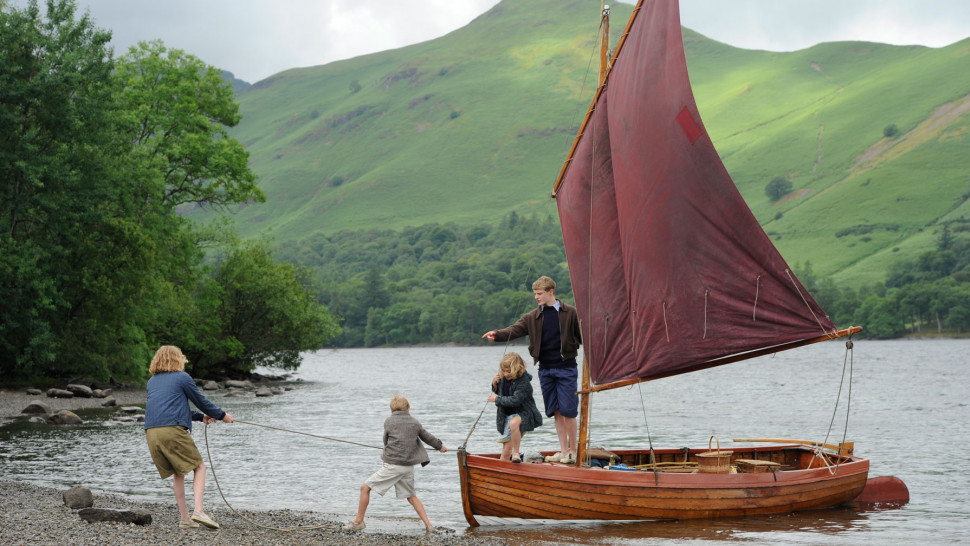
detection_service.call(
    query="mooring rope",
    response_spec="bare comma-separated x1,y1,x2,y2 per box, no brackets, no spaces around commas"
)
233,419,383,450
460,399,491,451
464,264,533,448
203,423,323,531
202,420,382,532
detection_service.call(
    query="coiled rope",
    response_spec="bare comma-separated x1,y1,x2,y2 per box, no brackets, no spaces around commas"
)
202,420,382,532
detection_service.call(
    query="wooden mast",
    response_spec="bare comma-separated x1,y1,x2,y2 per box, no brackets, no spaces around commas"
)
576,2,612,469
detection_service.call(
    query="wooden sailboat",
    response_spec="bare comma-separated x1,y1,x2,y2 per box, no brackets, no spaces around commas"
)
458,0,871,525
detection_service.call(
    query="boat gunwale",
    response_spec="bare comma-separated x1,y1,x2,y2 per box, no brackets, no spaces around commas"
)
460,446,870,489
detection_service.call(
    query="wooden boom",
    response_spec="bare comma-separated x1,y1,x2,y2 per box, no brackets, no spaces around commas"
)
734,438,854,455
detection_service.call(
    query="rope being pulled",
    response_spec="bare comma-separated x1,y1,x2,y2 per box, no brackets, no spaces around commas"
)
233,419,383,450
202,419,382,532
203,410,483,531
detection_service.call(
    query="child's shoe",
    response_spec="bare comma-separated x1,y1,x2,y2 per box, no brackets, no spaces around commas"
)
190,511,219,529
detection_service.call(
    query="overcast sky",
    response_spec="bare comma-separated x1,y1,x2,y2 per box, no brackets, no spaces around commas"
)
35,0,970,83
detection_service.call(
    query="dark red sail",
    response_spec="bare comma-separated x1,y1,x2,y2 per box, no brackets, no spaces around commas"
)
554,0,837,386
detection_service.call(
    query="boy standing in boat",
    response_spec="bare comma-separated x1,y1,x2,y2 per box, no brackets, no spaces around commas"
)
344,394,447,533
482,276,582,464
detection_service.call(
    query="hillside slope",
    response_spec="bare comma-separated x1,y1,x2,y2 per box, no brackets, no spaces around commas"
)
206,0,970,286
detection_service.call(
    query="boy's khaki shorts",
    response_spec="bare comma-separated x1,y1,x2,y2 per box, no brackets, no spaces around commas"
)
364,462,416,499
145,426,203,479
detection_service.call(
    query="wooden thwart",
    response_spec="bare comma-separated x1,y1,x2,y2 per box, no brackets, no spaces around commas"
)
736,459,782,473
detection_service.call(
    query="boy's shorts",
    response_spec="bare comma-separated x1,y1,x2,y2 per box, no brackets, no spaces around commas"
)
538,366,579,418
496,413,521,443
365,462,416,499
145,426,203,479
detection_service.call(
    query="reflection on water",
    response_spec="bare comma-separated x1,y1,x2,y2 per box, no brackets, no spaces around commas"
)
2,340,968,544
471,507,871,544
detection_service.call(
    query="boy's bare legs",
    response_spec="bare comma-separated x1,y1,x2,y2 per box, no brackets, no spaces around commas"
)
553,411,567,454
352,482,371,525
172,474,190,521
565,416,577,455
407,495,433,530
553,413,578,457
499,442,513,461
192,462,207,515
510,417,523,457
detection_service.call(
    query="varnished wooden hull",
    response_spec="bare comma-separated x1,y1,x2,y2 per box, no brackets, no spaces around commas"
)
457,446,869,526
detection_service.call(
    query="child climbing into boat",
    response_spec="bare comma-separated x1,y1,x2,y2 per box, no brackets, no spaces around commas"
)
144,345,234,530
488,352,543,463
344,394,447,533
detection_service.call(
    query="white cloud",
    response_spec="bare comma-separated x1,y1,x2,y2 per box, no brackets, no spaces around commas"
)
12,0,970,82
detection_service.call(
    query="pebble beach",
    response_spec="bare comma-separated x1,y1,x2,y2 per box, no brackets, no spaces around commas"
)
0,389,507,546
0,481,507,545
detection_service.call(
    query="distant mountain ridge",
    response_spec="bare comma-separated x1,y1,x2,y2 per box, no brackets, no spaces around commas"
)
200,0,970,287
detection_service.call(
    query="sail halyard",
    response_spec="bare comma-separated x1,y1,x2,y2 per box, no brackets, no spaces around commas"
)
554,0,846,388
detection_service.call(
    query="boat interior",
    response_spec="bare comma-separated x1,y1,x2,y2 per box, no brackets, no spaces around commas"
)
511,443,860,474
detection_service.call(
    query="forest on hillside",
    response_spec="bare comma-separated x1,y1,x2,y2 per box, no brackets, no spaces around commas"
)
278,214,970,347
276,212,570,347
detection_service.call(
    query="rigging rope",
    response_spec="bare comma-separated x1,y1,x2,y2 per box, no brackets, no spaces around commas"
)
635,382,660,484
817,338,855,474
785,268,833,337
753,275,761,320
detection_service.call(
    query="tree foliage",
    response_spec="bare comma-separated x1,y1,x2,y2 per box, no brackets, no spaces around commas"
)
186,238,340,377
809,227,970,338
765,176,793,202
0,0,137,380
0,1,334,385
277,213,571,347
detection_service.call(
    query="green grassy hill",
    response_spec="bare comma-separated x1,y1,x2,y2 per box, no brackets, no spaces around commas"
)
200,0,970,288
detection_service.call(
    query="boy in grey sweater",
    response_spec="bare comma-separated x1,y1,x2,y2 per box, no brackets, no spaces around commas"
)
344,394,447,532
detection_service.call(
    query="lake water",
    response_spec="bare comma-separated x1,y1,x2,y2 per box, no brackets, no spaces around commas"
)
1,340,968,544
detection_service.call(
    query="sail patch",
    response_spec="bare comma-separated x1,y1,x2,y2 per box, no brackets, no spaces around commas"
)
676,106,703,144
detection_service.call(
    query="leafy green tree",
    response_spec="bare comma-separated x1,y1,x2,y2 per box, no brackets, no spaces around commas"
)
938,223,954,251
764,176,793,202
188,239,340,376
853,293,904,339
948,303,970,333
112,40,264,211
0,2,324,384
0,0,152,381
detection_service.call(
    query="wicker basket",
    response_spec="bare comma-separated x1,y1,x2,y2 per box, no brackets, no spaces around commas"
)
696,435,733,474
